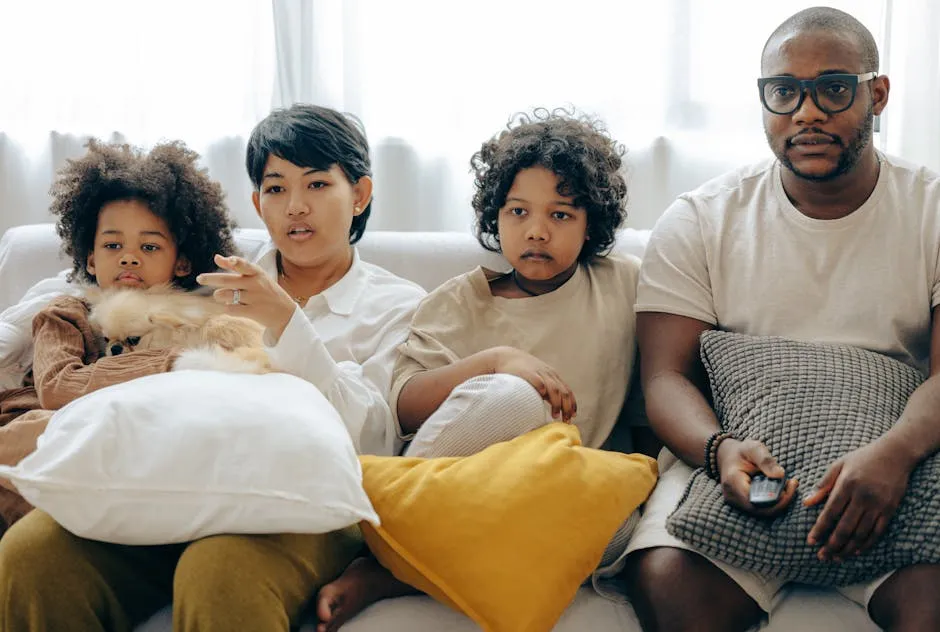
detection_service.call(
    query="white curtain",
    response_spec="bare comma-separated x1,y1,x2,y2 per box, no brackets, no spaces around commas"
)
881,0,940,169
1,0,936,240
0,0,275,237
269,0,891,231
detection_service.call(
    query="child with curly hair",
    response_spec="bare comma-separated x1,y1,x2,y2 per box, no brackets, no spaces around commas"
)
315,108,643,630
0,139,236,531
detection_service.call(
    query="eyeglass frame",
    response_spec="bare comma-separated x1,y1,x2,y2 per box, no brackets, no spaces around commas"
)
757,72,877,115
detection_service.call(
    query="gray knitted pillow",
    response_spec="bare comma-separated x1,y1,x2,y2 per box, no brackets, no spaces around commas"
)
665,330,933,586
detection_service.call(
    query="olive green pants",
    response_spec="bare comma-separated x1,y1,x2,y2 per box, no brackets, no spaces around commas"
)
0,510,363,632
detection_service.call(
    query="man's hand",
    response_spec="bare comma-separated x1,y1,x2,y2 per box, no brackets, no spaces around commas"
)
804,440,913,561
491,346,577,422
196,255,297,342
717,438,799,517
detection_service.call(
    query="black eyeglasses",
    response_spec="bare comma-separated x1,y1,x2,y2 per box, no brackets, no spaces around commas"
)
757,72,876,115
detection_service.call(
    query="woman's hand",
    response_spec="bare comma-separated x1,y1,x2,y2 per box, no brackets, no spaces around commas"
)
196,255,297,342
490,346,577,422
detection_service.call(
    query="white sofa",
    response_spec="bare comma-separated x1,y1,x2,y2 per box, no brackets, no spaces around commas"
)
0,224,881,632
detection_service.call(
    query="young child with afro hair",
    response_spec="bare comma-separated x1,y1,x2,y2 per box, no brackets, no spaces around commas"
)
0,139,237,531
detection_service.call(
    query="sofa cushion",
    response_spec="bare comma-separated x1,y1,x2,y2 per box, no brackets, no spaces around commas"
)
0,224,651,311
666,330,935,585
358,423,657,632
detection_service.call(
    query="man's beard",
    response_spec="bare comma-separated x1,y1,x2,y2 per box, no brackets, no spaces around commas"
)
770,106,874,182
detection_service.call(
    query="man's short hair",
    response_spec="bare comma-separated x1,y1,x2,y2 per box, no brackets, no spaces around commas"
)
761,7,879,74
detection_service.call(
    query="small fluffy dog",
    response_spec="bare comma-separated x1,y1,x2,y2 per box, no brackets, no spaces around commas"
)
86,285,272,374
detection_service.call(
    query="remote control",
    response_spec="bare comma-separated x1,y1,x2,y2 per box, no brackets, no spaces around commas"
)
749,473,786,509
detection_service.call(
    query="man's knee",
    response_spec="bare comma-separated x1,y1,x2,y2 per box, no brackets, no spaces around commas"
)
624,547,762,632
869,564,940,630
625,547,703,606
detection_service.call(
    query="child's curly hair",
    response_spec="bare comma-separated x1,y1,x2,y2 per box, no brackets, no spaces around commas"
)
50,140,237,289
471,107,628,262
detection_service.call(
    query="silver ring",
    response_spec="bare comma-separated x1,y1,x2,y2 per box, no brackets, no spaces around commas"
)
231,289,241,305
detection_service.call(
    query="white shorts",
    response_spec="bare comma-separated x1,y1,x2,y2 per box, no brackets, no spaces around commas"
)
625,449,892,615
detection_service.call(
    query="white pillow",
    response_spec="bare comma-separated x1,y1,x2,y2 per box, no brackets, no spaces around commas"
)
0,370,379,545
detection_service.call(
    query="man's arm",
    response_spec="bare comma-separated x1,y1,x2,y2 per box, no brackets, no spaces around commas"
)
639,311,798,514
637,311,717,466
878,304,940,464
807,305,940,560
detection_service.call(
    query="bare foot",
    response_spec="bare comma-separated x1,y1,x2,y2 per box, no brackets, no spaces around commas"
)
315,556,420,632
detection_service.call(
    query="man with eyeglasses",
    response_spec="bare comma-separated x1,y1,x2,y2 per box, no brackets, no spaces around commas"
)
624,6,940,632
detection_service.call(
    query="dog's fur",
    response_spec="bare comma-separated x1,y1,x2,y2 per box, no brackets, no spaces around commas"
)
86,285,271,374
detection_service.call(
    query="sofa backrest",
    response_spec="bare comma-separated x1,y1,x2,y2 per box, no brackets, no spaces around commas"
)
0,224,650,311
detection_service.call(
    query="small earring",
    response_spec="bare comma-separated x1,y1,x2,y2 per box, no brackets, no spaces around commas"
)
354,205,361,213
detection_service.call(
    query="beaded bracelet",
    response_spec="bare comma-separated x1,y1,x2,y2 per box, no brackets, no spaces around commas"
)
703,431,736,480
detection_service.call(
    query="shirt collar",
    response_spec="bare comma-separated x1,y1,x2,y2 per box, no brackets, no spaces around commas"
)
254,241,367,316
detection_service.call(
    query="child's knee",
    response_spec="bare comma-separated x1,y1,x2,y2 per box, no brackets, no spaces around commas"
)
407,373,552,458
454,373,547,417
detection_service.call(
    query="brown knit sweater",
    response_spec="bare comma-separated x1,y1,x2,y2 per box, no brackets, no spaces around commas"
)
0,295,178,532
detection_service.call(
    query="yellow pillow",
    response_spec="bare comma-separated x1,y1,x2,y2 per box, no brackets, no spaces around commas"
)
360,423,658,632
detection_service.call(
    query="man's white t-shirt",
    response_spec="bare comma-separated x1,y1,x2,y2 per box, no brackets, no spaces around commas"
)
636,154,940,375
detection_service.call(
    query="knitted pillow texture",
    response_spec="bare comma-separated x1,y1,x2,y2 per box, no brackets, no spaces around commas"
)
666,330,933,585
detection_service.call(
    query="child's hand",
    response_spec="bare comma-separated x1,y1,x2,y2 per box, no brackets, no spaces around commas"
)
491,346,577,422
196,255,297,341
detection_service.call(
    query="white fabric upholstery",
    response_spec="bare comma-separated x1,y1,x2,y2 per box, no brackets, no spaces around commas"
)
134,585,879,632
0,224,651,312
0,223,879,631
0,224,71,312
